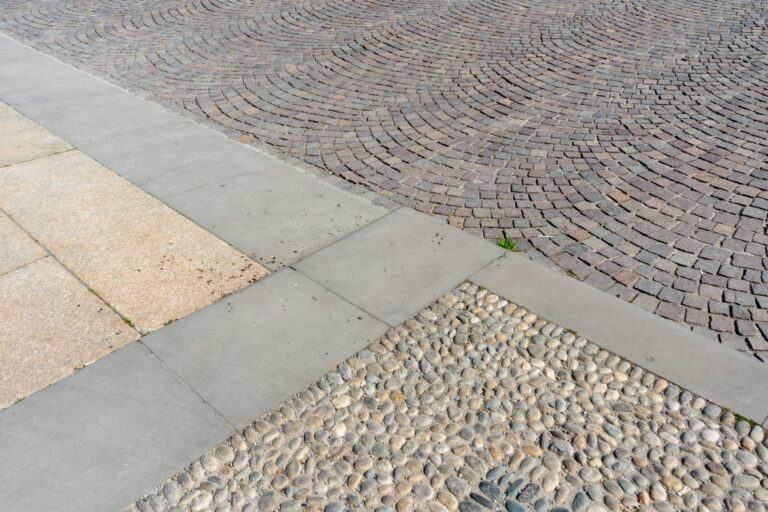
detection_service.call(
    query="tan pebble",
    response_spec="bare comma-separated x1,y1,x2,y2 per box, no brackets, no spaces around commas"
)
542,473,559,492
741,437,756,451
662,476,683,492
396,497,414,512
509,450,525,468
305,414,324,427
391,435,406,451
522,444,542,457
437,490,458,510
488,445,503,461
332,395,351,408
503,304,518,314
348,473,362,489
428,501,449,512
396,481,412,494
215,446,235,463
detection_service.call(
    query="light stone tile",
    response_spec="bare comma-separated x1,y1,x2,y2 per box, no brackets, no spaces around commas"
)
0,150,269,332
0,102,71,167
0,257,138,409
0,211,46,275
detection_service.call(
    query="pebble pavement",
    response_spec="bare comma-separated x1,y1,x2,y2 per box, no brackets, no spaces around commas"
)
131,283,768,512
1,0,766,357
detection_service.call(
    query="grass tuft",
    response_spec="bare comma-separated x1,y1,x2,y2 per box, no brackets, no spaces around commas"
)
496,238,518,252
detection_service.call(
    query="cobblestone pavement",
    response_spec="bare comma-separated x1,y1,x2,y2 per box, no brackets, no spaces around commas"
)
1,0,767,356
131,284,768,512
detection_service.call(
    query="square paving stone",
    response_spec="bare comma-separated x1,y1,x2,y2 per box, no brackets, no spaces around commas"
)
294,208,504,325
0,101,71,167
0,211,46,275
0,342,231,512
161,166,387,269
0,257,137,410
0,150,269,332
142,269,388,428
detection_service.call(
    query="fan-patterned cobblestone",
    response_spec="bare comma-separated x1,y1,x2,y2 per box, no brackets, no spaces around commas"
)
1,0,767,357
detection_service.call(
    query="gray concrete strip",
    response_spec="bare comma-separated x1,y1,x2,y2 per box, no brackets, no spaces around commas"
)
0,39,178,146
162,170,386,269
472,253,768,423
0,39,116,106
294,208,505,326
0,342,231,512
142,268,389,429
77,122,265,198
0,33,387,269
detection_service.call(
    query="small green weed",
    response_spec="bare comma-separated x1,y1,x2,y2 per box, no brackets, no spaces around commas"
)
496,238,518,252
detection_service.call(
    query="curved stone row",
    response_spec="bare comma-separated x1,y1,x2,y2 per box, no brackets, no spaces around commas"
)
1,0,766,356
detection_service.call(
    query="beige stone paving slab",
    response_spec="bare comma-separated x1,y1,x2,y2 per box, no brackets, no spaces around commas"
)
0,102,71,167
0,150,269,332
0,210,47,275
0,256,138,409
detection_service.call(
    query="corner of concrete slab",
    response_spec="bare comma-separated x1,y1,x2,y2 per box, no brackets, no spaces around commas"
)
294,207,505,326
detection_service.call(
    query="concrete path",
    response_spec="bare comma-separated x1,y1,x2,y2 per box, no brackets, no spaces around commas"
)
0,32,767,512
1,0,766,357
0,101,266,409
136,283,768,512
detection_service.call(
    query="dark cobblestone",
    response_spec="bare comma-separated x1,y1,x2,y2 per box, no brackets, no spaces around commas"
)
1,0,766,357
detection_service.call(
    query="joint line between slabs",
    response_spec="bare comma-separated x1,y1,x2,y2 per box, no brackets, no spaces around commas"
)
288,266,392,328
0,204,140,334
137,339,237,432
0,147,76,170
284,205,402,268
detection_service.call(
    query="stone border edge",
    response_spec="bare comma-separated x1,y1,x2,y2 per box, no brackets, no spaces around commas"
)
471,253,768,426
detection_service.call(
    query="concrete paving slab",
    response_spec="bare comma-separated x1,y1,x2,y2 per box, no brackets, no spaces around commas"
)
78,121,282,198
0,342,231,512
0,211,46,276
0,150,269,332
162,168,387,269
0,257,137,410
294,208,504,325
0,43,123,111
0,102,71,167
472,253,768,423
10,88,181,148
0,40,179,146
142,268,388,428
